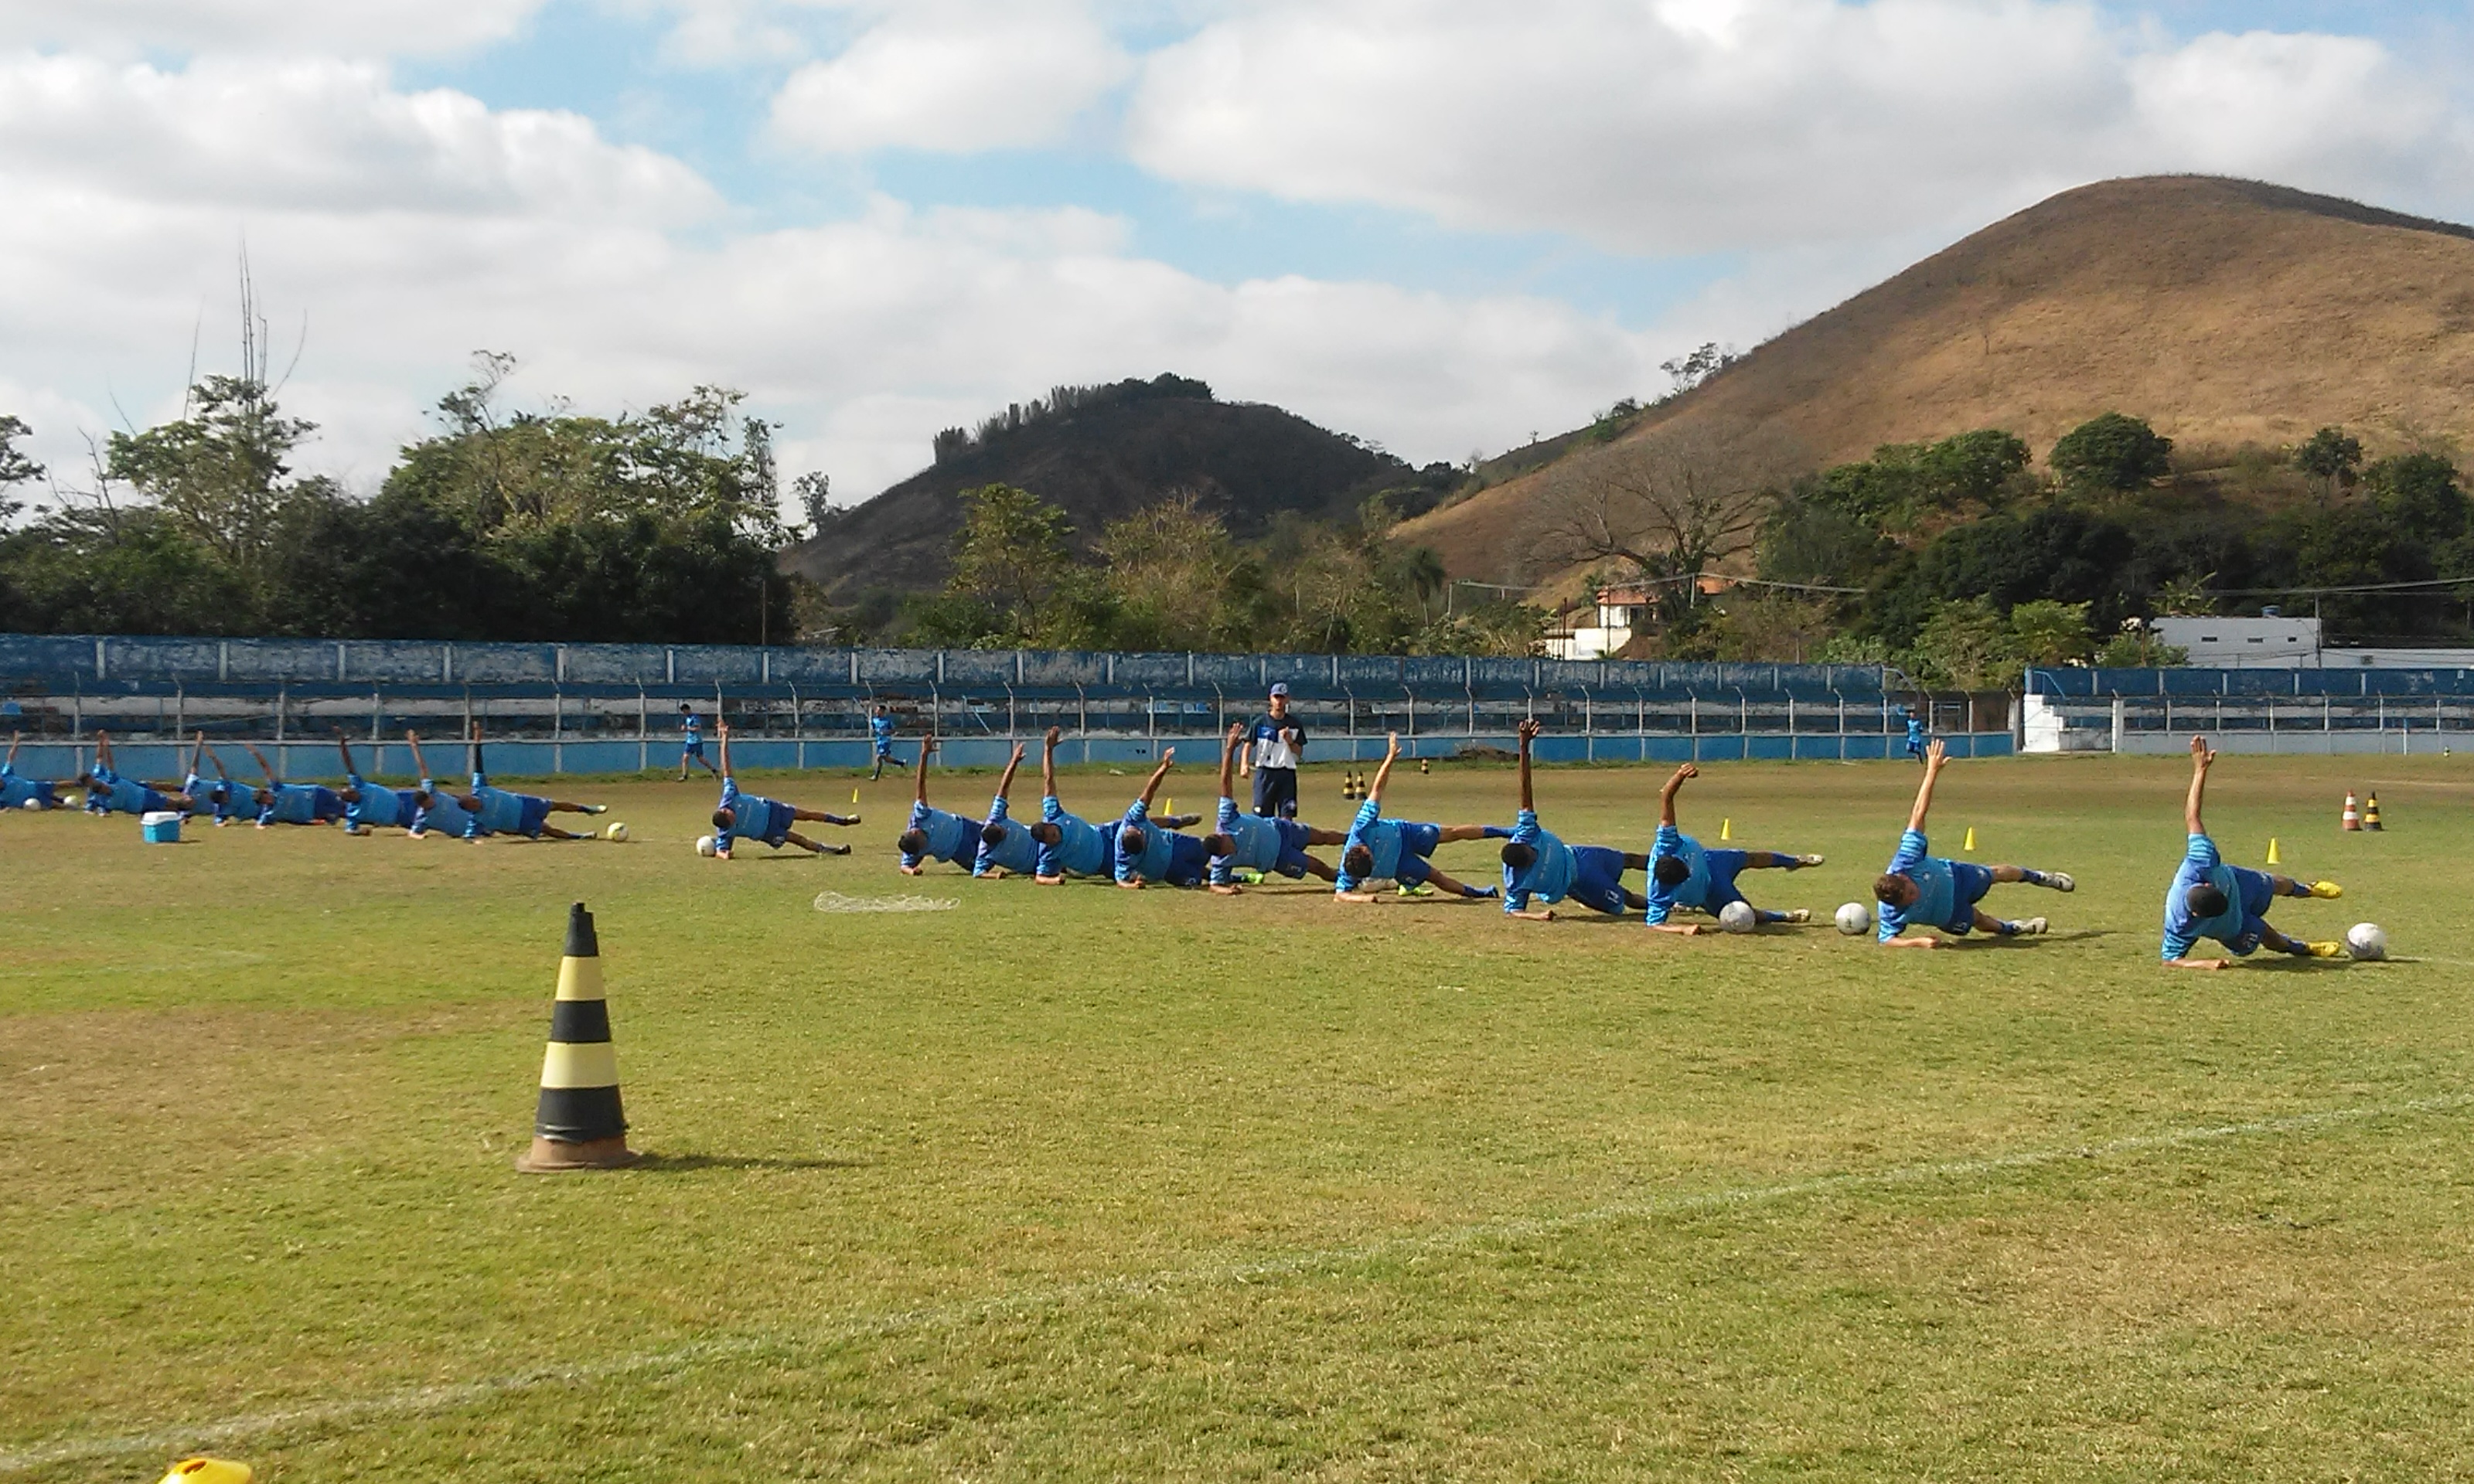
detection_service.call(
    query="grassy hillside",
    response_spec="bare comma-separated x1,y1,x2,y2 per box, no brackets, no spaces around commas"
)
1406,176,2474,583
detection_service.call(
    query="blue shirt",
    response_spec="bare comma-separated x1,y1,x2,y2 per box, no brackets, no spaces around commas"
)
1036,795,1110,877
1906,718,1924,743
2,764,54,808
412,781,482,838
683,714,704,746
346,774,412,829
1334,799,1402,893
2161,832,2268,958
1644,824,1714,924
469,781,530,835
258,783,343,825
1114,798,1208,886
1878,829,1958,940
717,777,793,851
189,774,253,823
87,769,154,815
903,800,976,869
975,795,1041,876
1502,808,1577,913
1210,795,1284,885
871,715,896,751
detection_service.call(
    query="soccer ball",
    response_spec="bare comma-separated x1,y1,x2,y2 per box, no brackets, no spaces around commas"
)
21,797,40,810
694,834,718,858
1835,901,1873,936
1718,900,1757,934
2345,922,2388,962
604,822,629,842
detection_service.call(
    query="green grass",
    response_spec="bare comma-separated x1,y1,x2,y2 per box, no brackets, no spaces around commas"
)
5,752,2474,1481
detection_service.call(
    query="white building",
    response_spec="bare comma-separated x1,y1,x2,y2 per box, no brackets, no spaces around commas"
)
2152,615,2323,667
1545,582,1654,661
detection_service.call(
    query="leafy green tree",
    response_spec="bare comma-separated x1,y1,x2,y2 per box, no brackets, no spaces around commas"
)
2006,599,2092,668
0,413,41,527
2363,452,2464,534
2294,427,2363,502
105,374,328,584
2050,413,2172,495
944,484,1078,641
1910,597,2016,689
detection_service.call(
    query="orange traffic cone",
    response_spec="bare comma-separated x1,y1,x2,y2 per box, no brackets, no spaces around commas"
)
2341,791,2361,832
2363,792,2383,831
516,903,640,1172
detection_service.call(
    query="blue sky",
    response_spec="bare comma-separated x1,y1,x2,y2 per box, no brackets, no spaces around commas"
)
4,0,2470,503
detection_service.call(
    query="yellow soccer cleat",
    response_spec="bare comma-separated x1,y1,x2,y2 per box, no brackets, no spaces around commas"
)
2308,880,2344,899
2305,940,2346,958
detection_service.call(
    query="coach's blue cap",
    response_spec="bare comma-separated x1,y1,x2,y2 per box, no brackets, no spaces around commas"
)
1269,682,1290,697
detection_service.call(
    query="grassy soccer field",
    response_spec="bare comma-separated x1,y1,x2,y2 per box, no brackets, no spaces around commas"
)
5,751,2473,1481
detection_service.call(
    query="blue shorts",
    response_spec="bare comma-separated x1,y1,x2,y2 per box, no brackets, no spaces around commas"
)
1396,821,1442,862
1937,861,1997,932
873,740,895,757
1568,846,1631,917
1269,817,1313,878
748,798,794,847
516,795,554,838
683,738,705,756
1702,849,1748,909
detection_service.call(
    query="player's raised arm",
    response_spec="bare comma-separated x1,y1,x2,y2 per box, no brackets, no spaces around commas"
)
717,718,734,782
1516,717,1539,813
92,729,117,774
335,730,358,780
1222,723,1243,799
994,740,1025,805
1041,725,1061,798
241,739,281,786
2184,733,2214,835
1136,746,1177,809
4,730,17,771
1366,733,1400,805
1906,737,1947,832
1659,762,1698,828
914,733,937,805
405,730,432,782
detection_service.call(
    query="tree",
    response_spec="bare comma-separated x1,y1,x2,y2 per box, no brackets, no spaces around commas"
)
2050,412,2172,495
2006,599,2093,668
1910,597,2016,689
793,471,833,533
1096,492,1244,650
0,414,40,528
2294,427,2363,503
945,483,1077,638
105,373,325,583
2363,451,2464,535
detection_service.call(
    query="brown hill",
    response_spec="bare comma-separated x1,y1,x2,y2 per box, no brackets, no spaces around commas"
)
1401,175,2474,583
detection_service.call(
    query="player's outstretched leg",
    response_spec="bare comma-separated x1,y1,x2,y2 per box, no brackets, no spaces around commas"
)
2258,923,2346,958
1988,863,2074,892
2264,872,2343,900
1740,849,1826,870
792,806,860,827
1971,908,2049,937
544,797,607,815
1419,864,1499,900
783,829,854,856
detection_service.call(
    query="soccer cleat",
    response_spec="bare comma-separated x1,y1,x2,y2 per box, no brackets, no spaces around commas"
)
2013,917,2050,935
1782,908,1812,924
582,803,608,815
2308,880,2344,899
1793,853,1826,868
1396,882,1436,898
2305,939,2346,958
820,842,852,856
2042,872,2075,892
1235,869,1266,885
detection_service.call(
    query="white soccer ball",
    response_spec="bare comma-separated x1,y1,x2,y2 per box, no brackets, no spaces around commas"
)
1835,901,1873,936
21,797,40,810
1719,900,1758,934
604,822,629,842
694,833,717,858
2345,922,2388,962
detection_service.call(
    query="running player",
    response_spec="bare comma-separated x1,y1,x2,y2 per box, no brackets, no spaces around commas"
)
1499,718,1650,921
2,731,66,809
1206,722,1344,893
448,729,606,841
1027,727,1114,884
679,703,718,781
972,742,1042,877
2162,735,2346,968
1644,761,1823,934
897,737,980,873
81,731,197,815
239,740,346,827
1902,705,1926,762
711,720,857,859
1333,733,1504,902
334,732,419,833
1875,739,2075,947
869,703,905,781
1113,747,1215,889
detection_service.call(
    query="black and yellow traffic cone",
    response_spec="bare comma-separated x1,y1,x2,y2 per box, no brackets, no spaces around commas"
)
2363,791,2383,831
516,903,640,1173
1419,757,1430,774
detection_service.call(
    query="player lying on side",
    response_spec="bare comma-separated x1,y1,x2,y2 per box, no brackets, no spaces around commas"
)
1027,727,1115,884
898,737,980,873
237,740,346,827
1334,733,1505,903
2,731,68,809
333,732,421,833
442,727,606,841
706,720,856,859
1498,718,1648,921
2162,735,2345,968
81,731,197,816
181,736,256,825
1874,739,2074,947
1113,747,1214,889
1206,723,1345,894
971,742,1044,877
1644,761,1821,934
403,732,483,839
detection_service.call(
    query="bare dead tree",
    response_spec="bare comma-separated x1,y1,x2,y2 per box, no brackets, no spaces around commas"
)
1526,419,1804,611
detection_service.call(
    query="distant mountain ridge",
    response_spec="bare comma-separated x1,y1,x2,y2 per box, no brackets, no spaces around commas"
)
1399,175,2474,583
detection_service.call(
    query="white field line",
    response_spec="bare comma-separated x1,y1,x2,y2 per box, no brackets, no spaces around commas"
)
5,1094,2464,1474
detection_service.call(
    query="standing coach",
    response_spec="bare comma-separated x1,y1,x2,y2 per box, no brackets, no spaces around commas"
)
1236,682,1307,819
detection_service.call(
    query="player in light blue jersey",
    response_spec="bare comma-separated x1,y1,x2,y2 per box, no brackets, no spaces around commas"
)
869,704,905,781
81,731,197,816
1498,719,1649,921
2162,736,2345,967
237,740,346,827
1334,733,1505,902
1902,705,1927,761
710,720,857,859
332,732,420,832
1875,739,2075,947
1644,761,1823,933
401,732,483,839
897,736,980,872
1205,722,1344,893
970,741,1045,876
678,704,718,781
1111,747,1218,888
2,731,67,810
439,727,605,840
1026,727,1115,883
180,735,258,825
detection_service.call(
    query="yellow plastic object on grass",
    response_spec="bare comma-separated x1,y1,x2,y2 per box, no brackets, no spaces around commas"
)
161,1462,253,1484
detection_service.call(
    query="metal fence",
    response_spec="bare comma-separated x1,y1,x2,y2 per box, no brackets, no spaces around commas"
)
0,633,2014,778
2024,667,2474,754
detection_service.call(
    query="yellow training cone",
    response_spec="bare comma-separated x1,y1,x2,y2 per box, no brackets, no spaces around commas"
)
1963,826,1977,852
2267,837,2281,865
160,1462,252,1484
851,788,860,804
1719,818,1733,841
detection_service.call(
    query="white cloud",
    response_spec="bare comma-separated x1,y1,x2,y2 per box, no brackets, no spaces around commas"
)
770,2,1133,153
1124,0,2472,254
0,0,546,58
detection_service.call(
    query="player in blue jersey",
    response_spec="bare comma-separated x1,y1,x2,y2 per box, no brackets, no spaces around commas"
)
1498,718,1650,921
432,726,607,840
180,735,259,825
238,740,346,827
1874,739,2075,947
81,731,197,816
897,736,981,873
1901,705,1927,761
678,704,718,781
970,741,1046,877
402,732,483,839
869,704,905,781
2,731,67,810
1112,747,1218,888
710,720,857,859
2162,735,2345,968
1026,727,1115,883
1204,722,1345,893
1334,733,1505,902
333,732,419,833
1644,761,1825,934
